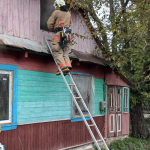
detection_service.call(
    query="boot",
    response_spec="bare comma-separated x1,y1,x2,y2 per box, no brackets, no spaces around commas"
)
56,68,70,75
67,66,72,70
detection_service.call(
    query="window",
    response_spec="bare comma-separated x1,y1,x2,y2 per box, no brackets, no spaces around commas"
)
0,64,18,131
71,73,92,120
0,143,5,150
117,89,121,112
124,88,129,113
0,71,13,124
109,88,114,111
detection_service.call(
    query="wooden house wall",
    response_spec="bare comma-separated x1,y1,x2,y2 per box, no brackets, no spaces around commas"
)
0,116,105,150
0,49,105,124
122,113,130,135
0,0,97,54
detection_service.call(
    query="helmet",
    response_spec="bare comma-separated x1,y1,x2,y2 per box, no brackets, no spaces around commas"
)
53,0,66,9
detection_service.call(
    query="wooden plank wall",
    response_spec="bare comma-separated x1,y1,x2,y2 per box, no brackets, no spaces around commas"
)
0,0,97,54
0,116,105,150
17,69,71,124
0,49,105,124
122,113,130,135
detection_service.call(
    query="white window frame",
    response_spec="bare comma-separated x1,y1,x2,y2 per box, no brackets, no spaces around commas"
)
109,88,114,111
117,114,121,132
109,114,115,133
0,143,4,150
0,71,13,124
123,87,129,113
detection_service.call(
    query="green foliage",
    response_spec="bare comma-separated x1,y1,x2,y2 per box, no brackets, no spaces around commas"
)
93,137,150,150
146,118,150,133
69,0,150,108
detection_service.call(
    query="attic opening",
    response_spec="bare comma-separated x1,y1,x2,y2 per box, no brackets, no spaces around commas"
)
40,0,55,31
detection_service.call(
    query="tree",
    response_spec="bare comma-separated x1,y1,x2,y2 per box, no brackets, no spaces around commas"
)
67,0,150,138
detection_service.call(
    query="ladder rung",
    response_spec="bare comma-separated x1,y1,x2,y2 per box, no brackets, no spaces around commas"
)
75,97,81,99
68,84,75,86
89,124,95,127
97,139,102,142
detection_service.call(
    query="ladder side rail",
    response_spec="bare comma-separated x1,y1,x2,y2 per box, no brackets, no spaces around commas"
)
45,37,101,150
69,73,109,150
45,37,62,73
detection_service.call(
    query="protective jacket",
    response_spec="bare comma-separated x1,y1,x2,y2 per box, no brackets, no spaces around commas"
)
47,9,71,42
47,8,72,70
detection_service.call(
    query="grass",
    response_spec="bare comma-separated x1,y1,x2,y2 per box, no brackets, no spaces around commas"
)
93,138,150,150
93,118,150,150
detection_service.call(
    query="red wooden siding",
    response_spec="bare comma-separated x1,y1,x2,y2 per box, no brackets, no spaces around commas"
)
0,116,105,150
0,0,97,54
105,72,130,87
122,113,130,135
0,49,105,79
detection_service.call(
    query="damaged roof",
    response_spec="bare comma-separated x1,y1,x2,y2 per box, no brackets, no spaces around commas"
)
71,49,110,66
0,34,48,53
0,34,110,66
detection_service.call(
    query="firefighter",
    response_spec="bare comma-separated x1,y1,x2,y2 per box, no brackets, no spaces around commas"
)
47,0,72,75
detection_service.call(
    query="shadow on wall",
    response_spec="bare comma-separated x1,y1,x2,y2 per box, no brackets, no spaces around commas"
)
40,0,55,31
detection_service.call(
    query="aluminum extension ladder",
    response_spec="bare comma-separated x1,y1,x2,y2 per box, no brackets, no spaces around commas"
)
45,37,109,150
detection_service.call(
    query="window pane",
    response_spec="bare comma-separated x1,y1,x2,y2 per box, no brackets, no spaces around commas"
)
109,88,114,111
72,75,91,117
110,88,113,94
118,89,121,111
0,74,9,121
124,88,128,112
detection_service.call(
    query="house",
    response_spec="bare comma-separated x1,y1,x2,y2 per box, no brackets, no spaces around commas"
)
0,0,130,149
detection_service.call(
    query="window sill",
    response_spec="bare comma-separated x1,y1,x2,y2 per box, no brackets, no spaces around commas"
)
71,117,90,122
1,124,17,131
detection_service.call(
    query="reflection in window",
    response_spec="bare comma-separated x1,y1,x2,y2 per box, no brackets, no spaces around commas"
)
109,88,114,111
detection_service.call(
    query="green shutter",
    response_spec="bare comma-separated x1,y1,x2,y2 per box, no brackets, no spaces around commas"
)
128,88,130,113
122,87,124,113
122,87,130,113
105,84,108,115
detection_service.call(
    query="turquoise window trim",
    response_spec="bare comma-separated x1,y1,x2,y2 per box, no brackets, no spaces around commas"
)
128,88,130,113
70,72,91,122
122,87,124,113
0,143,5,150
0,64,18,131
105,84,108,115
122,87,130,113
71,117,90,122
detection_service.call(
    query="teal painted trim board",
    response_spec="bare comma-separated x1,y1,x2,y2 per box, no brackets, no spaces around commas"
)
122,87,124,113
122,87,130,113
0,64,18,131
128,88,130,113
92,78,105,116
105,84,108,115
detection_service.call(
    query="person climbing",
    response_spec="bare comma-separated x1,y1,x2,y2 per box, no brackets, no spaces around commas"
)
47,0,72,75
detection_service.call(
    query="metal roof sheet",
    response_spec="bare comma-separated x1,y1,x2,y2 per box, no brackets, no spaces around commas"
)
0,34,110,66
71,49,110,66
0,34,49,53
